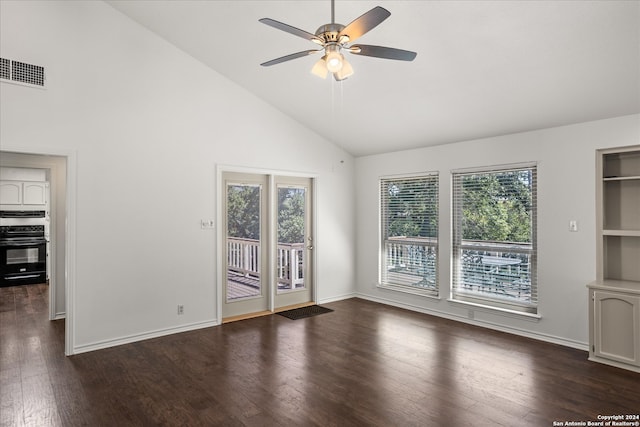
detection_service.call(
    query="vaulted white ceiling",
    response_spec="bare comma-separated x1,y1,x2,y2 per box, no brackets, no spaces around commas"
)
106,0,640,157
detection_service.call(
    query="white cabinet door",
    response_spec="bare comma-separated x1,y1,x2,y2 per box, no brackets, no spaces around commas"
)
0,180,48,206
0,181,22,204
594,290,640,366
23,182,48,205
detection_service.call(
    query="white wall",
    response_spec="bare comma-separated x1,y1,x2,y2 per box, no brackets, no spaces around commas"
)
355,114,640,348
0,0,356,353
0,167,47,181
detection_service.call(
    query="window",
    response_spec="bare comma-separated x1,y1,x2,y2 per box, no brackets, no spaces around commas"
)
380,174,438,296
452,164,537,314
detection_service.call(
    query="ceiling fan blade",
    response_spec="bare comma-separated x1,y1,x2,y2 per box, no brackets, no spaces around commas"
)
260,50,321,67
338,6,391,43
350,45,417,61
259,18,323,44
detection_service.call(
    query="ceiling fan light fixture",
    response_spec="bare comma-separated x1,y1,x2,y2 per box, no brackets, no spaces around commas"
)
326,53,343,72
259,3,417,80
311,57,329,79
334,57,354,81
325,44,343,73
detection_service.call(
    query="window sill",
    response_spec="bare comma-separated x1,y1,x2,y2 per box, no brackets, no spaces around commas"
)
377,283,440,300
447,299,542,322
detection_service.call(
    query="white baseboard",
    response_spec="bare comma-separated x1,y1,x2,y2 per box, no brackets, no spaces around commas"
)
317,292,356,305
588,355,640,373
53,312,65,320
72,319,219,355
71,292,587,355
355,293,589,351
71,295,355,355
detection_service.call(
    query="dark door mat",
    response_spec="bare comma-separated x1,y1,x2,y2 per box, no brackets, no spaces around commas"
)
277,305,333,320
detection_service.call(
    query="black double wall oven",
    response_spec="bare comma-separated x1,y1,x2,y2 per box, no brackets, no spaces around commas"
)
0,211,48,287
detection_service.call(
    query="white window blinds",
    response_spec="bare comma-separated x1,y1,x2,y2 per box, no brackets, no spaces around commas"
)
452,165,537,313
380,174,438,296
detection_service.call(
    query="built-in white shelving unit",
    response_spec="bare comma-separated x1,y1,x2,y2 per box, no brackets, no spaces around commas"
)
588,145,640,373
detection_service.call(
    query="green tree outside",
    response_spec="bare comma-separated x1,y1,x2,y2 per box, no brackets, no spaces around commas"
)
278,188,305,244
226,184,306,244
462,170,532,243
227,185,260,240
385,176,438,238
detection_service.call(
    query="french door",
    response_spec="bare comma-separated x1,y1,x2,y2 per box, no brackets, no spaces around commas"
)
222,172,269,318
222,172,314,320
274,176,313,310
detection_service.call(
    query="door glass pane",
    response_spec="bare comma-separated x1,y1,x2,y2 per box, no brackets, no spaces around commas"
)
277,186,306,292
226,183,261,302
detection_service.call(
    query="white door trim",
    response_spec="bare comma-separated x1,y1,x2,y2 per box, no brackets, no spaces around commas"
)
0,145,77,356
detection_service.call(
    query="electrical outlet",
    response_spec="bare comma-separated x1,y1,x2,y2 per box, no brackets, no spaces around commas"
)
569,220,578,232
177,305,184,315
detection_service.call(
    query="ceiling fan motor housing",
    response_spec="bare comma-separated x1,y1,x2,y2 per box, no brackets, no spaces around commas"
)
315,23,346,44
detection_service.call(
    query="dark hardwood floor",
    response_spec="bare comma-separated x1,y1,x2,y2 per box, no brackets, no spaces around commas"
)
1,283,639,426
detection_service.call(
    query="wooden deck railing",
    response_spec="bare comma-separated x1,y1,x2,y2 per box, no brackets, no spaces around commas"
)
227,237,260,277
227,237,305,290
383,236,437,289
276,242,305,290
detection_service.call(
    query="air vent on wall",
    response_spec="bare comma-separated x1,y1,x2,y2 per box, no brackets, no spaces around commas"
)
0,58,9,80
0,57,46,88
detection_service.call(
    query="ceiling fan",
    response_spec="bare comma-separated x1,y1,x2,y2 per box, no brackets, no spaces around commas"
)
259,0,417,81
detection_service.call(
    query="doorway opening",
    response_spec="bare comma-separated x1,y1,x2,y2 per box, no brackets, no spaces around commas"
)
0,150,74,355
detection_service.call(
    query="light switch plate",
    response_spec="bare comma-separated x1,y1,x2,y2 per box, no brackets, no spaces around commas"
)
201,219,214,229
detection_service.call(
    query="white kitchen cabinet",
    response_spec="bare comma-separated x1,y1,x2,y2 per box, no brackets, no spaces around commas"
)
0,181,22,204
588,145,640,373
588,285,640,372
0,180,48,206
23,182,48,205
